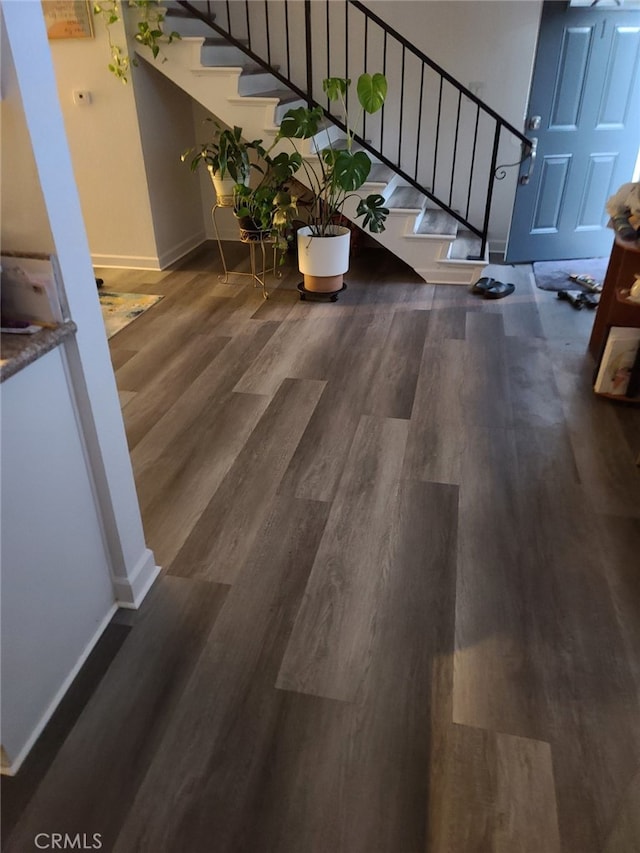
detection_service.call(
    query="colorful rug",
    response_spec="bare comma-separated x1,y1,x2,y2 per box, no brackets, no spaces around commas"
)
99,291,163,339
532,257,609,292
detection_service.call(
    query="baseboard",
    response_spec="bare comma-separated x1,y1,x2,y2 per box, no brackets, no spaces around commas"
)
92,234,209,271
112,548,161,608
90,253,163,270
157,232,207,269
415,266,484,285
490,240,506,257
0,604,118,776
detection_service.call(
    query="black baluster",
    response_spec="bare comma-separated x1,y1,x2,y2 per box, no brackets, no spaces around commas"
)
449,89,462,207
363,13,368,141
415,63,424,181
432,76,443,192
345,0,349,115
285,1,291,81
326,0,330,85
398,45,405,168
466,104,480,220
380,29,387,154
305,0,313,106
478,123,501,260
264,1,271,65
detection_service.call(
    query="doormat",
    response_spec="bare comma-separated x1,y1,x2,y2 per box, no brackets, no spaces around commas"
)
99,291,163,339
533,257,609,292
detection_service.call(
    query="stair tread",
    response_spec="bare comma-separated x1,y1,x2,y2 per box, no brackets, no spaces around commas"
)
386,186,425,210
165,6,215,19
416,209,458,236
164,9,219,37
448,230,483,260
245,88,302,104
241,64,281,76
203,36,249,47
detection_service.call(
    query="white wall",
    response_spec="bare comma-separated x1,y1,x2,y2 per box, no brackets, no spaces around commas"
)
128,52,207,265
361,1,544,247
48,3,205,268
1,0,158,773
1,348,117,772
49,9,161,268
365,1,542,126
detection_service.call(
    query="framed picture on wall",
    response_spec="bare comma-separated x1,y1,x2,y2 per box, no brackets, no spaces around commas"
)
42,1,94,40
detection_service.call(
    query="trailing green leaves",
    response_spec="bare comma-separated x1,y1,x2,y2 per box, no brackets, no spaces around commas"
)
94,0,181,82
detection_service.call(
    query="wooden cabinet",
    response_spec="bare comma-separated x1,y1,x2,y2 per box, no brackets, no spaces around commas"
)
589,238,640,361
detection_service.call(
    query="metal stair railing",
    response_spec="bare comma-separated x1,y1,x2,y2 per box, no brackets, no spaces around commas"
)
176,0,534,260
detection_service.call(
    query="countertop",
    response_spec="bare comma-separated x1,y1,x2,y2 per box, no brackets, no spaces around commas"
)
1,321,77,383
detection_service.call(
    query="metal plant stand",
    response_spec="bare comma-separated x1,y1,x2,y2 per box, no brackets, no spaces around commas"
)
211,199,279,299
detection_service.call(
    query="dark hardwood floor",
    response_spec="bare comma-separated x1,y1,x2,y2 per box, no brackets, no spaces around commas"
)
3,244,640,852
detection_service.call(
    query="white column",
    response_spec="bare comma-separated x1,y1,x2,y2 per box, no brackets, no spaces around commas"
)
2,0,159,606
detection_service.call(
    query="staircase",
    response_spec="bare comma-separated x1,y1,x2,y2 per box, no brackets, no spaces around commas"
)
133,0,533,285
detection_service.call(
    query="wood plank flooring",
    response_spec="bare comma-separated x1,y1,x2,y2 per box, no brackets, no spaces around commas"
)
3,243,640,853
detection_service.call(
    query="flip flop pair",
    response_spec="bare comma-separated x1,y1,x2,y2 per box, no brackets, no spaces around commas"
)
471,277,515,299
568,273,602,293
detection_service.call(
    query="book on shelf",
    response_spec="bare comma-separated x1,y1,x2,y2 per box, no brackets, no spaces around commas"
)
0,254,65,328
625,341,640,399
594,326,640,398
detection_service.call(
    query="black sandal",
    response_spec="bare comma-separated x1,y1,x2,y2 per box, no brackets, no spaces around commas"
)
471,276,496,295
483,281,515,299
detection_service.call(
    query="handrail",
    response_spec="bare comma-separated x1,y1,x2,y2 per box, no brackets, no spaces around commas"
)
175,0,533,259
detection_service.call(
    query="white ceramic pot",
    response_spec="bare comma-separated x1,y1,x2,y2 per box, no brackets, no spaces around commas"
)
297,225,351,281
208,168,247,206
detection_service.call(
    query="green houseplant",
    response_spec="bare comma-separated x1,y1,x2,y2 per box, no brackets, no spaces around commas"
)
233,151,301,240
182,122,266,203
184,124,301,252
274,73,389,293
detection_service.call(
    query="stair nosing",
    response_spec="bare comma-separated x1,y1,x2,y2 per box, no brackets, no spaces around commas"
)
202,36,249,47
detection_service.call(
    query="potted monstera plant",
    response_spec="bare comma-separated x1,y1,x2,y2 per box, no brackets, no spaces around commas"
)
274,73,389,295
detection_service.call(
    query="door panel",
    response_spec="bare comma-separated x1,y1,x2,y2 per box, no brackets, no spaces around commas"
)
550,27,591,129
506,4,640,263
533,156,571,232
577,154,617,229
597,26,640,128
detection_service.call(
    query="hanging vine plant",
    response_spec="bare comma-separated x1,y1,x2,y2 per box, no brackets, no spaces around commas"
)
93,1,180,83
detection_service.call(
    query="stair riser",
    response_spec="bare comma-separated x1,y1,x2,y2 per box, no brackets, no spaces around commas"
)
165,15,217,38
237,72,283,96
201,43,251,67
274,100,306,124
343,199,447,268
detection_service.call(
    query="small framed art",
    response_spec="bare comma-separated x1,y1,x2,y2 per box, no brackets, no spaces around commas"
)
42,1,94,40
